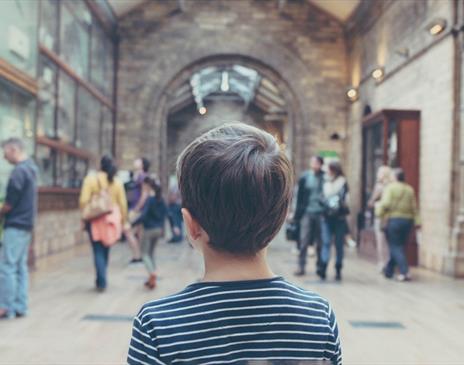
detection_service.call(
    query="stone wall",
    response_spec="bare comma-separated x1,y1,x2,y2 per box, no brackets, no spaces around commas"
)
34,210,86,259
116,0,348,176
345,0,455,273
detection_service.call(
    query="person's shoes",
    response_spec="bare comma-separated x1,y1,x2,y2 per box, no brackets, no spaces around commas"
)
96,287,106,293
382,267,393,279
335,270,342,281
294,269,305,277
307,246,316,257
144,274,157,289
0,309,14,320
316,265,327,280
396,274,411,282
15,312,26,318
129,258,143,264
347,238,357,248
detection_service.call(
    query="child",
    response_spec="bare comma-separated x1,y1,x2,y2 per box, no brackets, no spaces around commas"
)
132,175,167,289
128,123,342,364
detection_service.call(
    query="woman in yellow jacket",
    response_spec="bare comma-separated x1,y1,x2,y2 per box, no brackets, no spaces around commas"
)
376,168,420,282
79,156,128,292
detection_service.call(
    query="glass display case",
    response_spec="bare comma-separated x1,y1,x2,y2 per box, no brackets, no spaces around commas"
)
56,71,76,144
37,55,57,138
359,109,420,265
39,0,59,53
0,80,35,194
76,87,100,154
60,1,91,80
0,0,38,77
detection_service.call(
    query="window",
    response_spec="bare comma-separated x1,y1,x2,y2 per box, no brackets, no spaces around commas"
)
37,56,57,138
39,0,59,53
100,107,113,155
91,20,113,97
36,144,55,187
76,87,100,154
0,80,35,195
60,1,91,80
0,0,38,77
57,71,76,143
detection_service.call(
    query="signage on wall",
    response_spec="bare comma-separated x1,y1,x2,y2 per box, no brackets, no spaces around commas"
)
8,25,30,60
318,150,340,171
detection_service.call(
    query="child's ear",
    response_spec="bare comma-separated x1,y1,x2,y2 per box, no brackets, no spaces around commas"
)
181,208,201,240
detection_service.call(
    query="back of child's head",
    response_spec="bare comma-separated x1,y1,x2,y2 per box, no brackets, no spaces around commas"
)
177,122,293,256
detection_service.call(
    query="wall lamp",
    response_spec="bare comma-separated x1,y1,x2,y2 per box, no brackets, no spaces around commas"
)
427,18,447,36
346,87,359,102
371,67,385,82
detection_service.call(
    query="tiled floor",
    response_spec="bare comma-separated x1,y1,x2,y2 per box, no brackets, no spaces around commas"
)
0,232,463,364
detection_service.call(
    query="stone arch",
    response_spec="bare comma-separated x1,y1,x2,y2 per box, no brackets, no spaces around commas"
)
151,54,306,184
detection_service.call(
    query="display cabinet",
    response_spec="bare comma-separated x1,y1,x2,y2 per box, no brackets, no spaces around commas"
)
359,109,420,265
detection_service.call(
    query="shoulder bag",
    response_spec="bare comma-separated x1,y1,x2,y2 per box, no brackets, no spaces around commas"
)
81,174,113,222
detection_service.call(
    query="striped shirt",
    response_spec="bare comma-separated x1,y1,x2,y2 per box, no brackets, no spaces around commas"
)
128,277,342,365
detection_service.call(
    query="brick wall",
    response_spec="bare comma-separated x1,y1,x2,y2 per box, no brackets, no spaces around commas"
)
345,0,454,273
116,0,348,176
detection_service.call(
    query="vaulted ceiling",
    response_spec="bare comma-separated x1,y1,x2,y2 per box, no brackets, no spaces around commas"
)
108,0,360,22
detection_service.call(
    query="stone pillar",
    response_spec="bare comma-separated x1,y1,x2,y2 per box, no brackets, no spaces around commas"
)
446,0,464,277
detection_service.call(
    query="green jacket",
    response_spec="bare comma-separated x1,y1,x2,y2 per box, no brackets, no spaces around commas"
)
375,181,420,225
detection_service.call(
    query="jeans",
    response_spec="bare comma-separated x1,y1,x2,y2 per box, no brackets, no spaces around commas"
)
141,227,163,273
0,227,32,317
320,217,347,269
298,213,322,271
168,203,183,242
87,224,110,289
384,218,413,277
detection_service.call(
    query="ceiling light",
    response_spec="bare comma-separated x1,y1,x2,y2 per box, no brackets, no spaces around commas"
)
371,67,384,82
346,87,358,102
198,106,207,115
427,19,446,36
220,71,230,92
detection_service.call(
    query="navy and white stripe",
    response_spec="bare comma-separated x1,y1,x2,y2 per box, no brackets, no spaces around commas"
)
128,277,342,365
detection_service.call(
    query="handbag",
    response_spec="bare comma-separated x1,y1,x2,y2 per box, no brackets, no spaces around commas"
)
286,221,300,241
323,183,350,217
81,175,113,222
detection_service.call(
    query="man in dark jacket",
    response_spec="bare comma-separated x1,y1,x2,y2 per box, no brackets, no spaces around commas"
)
0,138,38,319
293,156,325,276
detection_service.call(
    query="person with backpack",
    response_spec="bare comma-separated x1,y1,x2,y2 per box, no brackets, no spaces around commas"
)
376,168,420,281
292,156,325,276
319,161,350,281
132,175,167,289
79,156,127,292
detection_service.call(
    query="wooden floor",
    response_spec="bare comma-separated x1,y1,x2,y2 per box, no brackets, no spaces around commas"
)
1,232,463,365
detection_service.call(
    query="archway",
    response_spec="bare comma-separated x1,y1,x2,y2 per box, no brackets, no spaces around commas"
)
149,55,305,187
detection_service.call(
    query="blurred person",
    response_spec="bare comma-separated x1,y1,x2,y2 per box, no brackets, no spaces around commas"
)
0,138,38,319
126,157,151,264
124,171,142,264
292,156,325,276
167,187,183,243
368,165,394,271
376,168,420,282
132,176,167,289
319,161,350,281
127,123,341,364
79,156,127,292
